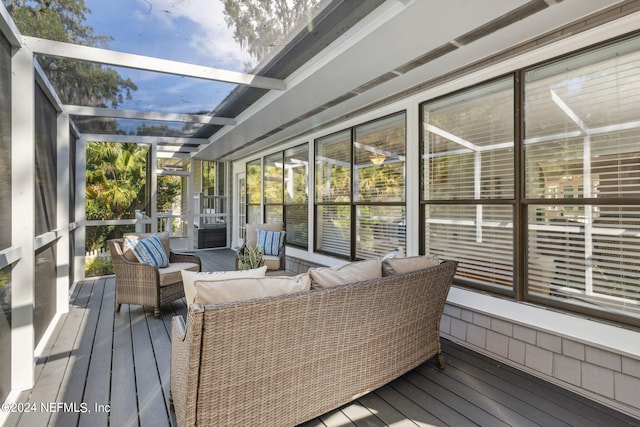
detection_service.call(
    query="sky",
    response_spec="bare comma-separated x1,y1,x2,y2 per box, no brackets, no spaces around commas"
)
81,0,255,115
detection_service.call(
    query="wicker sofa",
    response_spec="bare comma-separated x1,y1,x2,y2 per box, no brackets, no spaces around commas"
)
170,259,457,427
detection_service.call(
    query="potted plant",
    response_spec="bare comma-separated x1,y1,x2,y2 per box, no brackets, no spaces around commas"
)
237,245,265,270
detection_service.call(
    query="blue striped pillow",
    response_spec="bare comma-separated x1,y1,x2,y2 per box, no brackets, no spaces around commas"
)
125,234,170,268
256,229,285,256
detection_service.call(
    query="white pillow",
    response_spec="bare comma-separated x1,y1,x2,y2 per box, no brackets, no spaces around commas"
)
308,259,382,289
181,266,268,305
194,273,311,305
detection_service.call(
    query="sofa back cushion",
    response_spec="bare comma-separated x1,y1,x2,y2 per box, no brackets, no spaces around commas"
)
382,254,440,276
309,259,382,289
181,266,268,305
194,273,311,305
122,231,171,263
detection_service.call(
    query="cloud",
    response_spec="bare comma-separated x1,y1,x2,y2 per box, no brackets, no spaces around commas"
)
135,0,254,71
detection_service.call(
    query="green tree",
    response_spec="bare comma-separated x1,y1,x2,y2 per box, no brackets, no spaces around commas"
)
85,142,148,251
222,0,321,67
6,0,137,108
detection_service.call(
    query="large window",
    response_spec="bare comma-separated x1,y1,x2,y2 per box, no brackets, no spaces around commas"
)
524,35,640,322
421,34,640,325
316,112,406,260
422,78,515,292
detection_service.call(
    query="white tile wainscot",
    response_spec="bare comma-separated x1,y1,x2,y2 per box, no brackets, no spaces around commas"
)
440,286,640,420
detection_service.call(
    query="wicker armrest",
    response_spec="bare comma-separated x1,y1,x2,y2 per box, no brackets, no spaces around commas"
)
170,251,202,269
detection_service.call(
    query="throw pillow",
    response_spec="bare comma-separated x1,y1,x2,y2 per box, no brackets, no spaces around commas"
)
256,228,286,256
125,234,170,268
194,273,311,305
309,259,382,289
181,266,268,305
382,254,440,276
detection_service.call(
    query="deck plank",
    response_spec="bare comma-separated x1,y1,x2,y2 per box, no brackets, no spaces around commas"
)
110,304,140,427
78,276,116,427
131,306,171,427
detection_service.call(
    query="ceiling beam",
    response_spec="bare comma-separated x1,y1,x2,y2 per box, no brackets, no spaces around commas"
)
65,105,236,126
22,36,286,91
81,133,210,145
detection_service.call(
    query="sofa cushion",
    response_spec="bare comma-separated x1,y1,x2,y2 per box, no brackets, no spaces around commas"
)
125,234,170,267
194,273,311,305
382,254,440,276
181,266,268,305
309,259,382,289
256,228,286,256
159,262,200,287
263,255,282,271
123,231,171,263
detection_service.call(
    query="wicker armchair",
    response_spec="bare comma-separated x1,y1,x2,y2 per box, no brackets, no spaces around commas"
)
108,232,201,317
235,222,286,271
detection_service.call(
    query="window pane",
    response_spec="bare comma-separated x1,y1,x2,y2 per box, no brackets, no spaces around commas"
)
425,204,513,288
528,205,640,320
247,204,261,225
246,159,261,205
525,36,640,199
284,143,309,204
265,205,283,224
285,205,308,247
35,84,58,235
315,130,351,203
356,205,405,259
316,205,350,257
423,78,514,200
354,113,405,202
264,152,283,204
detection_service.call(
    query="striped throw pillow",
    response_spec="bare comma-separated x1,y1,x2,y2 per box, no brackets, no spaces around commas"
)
256,228,285,256
125,234,170,268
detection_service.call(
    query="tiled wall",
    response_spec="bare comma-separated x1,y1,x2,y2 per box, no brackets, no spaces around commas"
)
440,303,640,420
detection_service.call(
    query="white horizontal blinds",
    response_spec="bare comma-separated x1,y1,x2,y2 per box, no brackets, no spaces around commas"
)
356,206,405,259
315,131,351,256
424,78,514,201
524,36,640,319
316,205,350,257
528,206,640,318
246,159,261,224
422,78,514,289
354,112,406,203
284,143,309,247
425,204,513,287
285,205,308,247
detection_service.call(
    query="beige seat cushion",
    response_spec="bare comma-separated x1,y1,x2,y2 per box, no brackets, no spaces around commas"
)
263,255,282,271
158,262,199,287
382,254,440,276
309,259,382,289
122,231,171,263
194,273,311,305
181,266,268,305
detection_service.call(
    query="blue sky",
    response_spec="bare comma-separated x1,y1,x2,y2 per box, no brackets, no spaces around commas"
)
82,0,253,115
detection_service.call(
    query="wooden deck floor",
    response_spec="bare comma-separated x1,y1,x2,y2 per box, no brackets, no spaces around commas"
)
5,249,639,427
